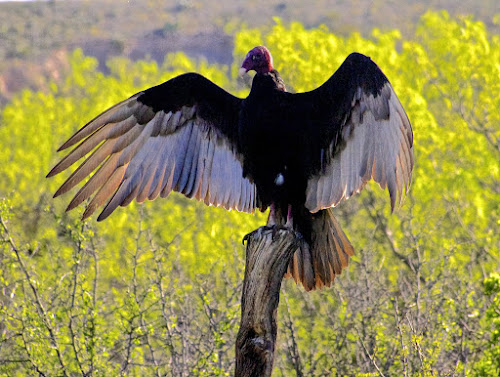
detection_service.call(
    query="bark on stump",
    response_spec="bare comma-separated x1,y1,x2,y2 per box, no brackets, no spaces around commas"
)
235,227,300,377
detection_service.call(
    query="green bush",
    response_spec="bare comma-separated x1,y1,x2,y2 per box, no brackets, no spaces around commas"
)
0,11,499,376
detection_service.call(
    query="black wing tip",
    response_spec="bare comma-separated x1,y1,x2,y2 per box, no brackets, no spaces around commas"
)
347,52,371,61
63,202,97,222
338,52,389,96
57,142,71,152
65,202,76,213
96,211,109,222
57,132,87,151
345,52,378,68
46,169,57,179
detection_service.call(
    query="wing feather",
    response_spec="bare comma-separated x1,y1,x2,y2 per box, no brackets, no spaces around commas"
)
48,122,118,176
149,136,176,201
136,141,163,203
304,53,413,212
49,73,258,220
184,126,202,198
53,138,119,197
66,153,122,211
186,126,203,197
199,134,215,203
209,143,223,205
82,164,128,219
58,96,143,151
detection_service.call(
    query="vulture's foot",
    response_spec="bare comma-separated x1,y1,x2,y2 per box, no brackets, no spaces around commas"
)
242,226,274,244
242,225,300,245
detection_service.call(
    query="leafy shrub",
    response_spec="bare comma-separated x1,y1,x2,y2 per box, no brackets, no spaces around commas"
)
0,11,499,376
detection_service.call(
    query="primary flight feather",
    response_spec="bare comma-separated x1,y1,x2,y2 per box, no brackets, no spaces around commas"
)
48,45,414,291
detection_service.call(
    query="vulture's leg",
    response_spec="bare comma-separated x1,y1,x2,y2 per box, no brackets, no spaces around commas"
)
243,204,276,244
285,204,293,228
267,203,277,226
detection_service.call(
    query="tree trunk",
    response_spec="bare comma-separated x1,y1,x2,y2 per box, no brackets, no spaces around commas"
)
235,227,300,377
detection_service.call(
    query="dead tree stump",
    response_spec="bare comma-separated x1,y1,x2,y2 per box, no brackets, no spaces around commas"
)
235,227,300,377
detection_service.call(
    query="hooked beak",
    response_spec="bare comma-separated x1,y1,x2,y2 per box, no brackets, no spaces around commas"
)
238,67,248,77
239,54,252,76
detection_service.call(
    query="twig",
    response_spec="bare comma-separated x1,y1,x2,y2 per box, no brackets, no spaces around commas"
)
68,224,86,376
392,298,408,377
364,192,426,284
281,288,304,377
357,330,386,377
0,214,68,376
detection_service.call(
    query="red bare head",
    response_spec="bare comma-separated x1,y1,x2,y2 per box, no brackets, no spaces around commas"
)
240,46,274,75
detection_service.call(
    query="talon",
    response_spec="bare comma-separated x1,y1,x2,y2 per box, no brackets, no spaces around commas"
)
242,233,250,245
243,226,272,244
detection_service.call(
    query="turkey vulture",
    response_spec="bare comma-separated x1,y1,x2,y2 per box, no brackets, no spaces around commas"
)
48,46,414,291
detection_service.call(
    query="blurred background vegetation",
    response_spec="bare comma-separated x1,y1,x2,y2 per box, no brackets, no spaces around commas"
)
0,1,499,376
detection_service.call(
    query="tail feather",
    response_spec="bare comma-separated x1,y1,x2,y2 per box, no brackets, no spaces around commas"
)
287,208,354,291
288,244,314,288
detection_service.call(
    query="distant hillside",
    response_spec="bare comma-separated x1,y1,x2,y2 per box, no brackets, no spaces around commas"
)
0,0,498,102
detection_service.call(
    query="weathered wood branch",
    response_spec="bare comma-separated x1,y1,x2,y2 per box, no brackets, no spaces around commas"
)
235,227,300,377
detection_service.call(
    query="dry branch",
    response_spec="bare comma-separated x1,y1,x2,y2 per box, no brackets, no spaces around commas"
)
235,227,300,377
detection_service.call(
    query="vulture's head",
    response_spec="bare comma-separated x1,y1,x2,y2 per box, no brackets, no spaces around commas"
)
239,46,274,75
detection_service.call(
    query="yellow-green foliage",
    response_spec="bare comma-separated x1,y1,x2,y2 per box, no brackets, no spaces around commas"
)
0,11,499,376
473,273,500,376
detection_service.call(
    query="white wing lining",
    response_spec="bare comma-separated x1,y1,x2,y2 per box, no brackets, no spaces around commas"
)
50,96,258,221
305,83,414,213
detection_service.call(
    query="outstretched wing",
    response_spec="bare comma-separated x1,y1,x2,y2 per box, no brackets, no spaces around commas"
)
48,73,259,221
302,53,414,213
